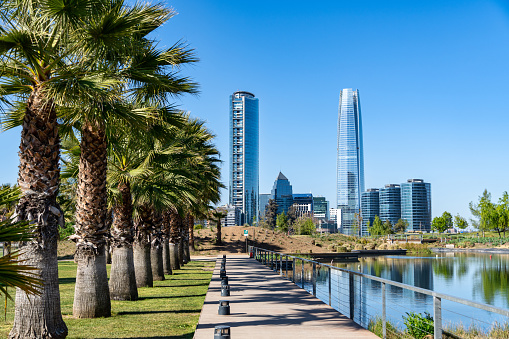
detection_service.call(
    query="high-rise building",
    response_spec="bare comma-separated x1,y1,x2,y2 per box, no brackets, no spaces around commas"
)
337,88,365,236
219,204,242,227
229,91,259,225
361,189,379,229
379,184,401,226
271,172,293,215
259,193,271,218
313,197,329,220
292,193,313,218
401,179,431,232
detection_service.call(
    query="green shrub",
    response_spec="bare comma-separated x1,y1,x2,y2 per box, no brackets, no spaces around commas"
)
403,311,434,339
194,224,203,230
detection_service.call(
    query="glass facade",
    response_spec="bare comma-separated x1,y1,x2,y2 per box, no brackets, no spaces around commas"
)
259,193,271,218
401,179,431,232
379,184,401,226
270,172,293,216
361,189,379,229
229,91,259,225
337,88,365,235
313,196,329,219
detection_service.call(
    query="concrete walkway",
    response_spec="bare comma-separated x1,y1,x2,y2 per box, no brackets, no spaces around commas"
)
194,255,378,339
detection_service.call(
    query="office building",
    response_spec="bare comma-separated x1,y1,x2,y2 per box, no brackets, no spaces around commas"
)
259,193,271,218
313,197,329,220
292,193,313,218
219,204,242,227
229,91,259,225
401,179,431,232
271,172,293,215
379,184,401,226
337,88,365,235
329,208,341,231
361,189,379,229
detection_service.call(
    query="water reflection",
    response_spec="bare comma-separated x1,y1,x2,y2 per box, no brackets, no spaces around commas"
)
321,253,509,328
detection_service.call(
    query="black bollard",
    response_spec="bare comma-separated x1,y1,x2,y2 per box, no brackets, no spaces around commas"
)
218,300,230,315
221,284,230,297
214,325,231,339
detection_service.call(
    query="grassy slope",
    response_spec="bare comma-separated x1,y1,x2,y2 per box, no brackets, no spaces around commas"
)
1,260,213,338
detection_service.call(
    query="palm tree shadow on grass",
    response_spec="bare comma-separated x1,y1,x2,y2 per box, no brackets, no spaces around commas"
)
58,277,76,285
95,334,194,339
138,293,205,300
117,309,200,315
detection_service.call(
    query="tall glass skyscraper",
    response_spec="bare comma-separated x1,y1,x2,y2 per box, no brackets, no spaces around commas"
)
337,88,365,235
270,172,293,215
229,91,259,225
401,179,431,232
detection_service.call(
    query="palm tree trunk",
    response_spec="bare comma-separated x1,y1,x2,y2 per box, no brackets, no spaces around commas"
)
150,212,164,281
169,242,179,270
178,237,184,266
73,121,111,318
168,210,181,270
10,89,68,339
216,219,222,245
133,242,152,287
183,214,191,262
161,237,172,275
188,214,195,252
134,206,153,287
109,182,137,301
150,244,164,281
161,212,172,275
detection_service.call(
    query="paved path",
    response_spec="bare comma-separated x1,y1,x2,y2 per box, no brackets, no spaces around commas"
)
194,255,378,339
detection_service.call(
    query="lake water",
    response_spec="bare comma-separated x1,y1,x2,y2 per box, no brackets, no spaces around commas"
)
290,252,509,332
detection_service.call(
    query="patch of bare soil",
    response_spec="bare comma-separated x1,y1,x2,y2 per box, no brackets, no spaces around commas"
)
193,226,332,255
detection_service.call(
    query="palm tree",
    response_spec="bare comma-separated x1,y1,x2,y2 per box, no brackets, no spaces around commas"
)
63,3,197,317
0,0,92,333
212,209,228,246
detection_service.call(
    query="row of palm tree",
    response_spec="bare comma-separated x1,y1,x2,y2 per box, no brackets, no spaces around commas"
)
0,0,221,337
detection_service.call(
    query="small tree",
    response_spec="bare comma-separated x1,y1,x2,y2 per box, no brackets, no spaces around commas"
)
265,199,278,229
276,212,289,233
454,215,468,230
287,205,298,225
394,219,409,233
432,211,453,233
496,192,509,237
368,216,385,236
295,217,315,235
383,220,394,234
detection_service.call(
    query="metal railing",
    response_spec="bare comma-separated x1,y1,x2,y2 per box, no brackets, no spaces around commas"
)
250,246,509,339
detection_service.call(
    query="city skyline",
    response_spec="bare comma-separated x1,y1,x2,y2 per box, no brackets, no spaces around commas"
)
1,1,509,222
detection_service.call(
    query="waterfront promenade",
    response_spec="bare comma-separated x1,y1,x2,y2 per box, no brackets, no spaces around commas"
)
193,255,377,339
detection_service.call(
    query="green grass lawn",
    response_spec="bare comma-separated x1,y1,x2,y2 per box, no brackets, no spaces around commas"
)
1,260,214,338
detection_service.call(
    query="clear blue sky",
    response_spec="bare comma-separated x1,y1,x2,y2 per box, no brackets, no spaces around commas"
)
1,0,509,221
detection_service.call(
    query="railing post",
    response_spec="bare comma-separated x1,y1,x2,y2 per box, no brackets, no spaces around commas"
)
382,282,386,339
349,272,355,320
292,258,295,283
312,262,317,296
285,256,288,278
434,295,442,339
328,267,332,306
280,254,283,276
301,260,304,289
